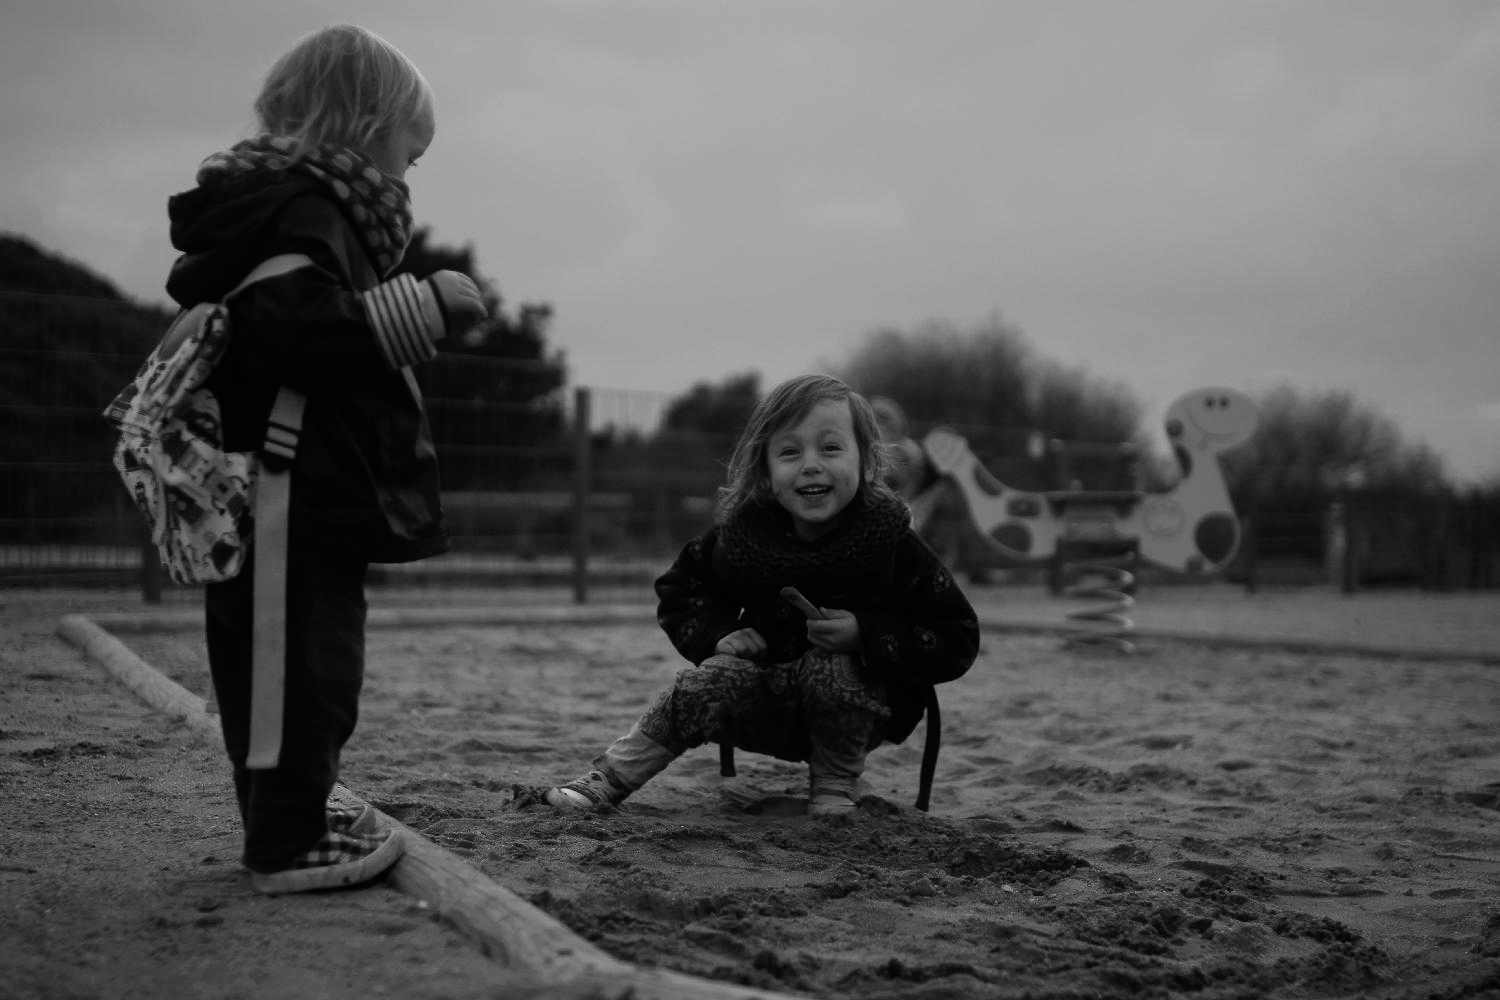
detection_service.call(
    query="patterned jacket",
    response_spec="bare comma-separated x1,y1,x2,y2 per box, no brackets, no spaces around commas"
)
655,498,980,745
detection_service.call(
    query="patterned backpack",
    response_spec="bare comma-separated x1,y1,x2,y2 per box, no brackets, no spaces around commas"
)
105,254,310,585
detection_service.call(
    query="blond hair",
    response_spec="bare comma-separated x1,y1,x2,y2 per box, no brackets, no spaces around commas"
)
254,24,431,160
714,374,897,525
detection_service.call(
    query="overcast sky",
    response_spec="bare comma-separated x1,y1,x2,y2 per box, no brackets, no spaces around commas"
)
4,1,1498,481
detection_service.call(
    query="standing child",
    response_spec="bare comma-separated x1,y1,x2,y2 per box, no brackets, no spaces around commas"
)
165,24,487,894
546,374,979,816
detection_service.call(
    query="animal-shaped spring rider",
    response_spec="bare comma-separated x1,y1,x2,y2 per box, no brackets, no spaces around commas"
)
918,387,1258,652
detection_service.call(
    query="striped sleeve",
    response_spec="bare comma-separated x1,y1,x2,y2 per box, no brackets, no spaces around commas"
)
357,273,441,369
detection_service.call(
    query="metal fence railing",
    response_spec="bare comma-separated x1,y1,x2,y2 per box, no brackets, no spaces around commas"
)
4,290,1497,603
0,289,733,602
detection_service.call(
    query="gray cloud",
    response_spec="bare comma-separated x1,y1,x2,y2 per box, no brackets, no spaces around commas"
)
3,0,1497,480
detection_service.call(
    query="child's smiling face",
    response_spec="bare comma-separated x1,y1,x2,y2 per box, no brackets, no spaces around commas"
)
766,398,863,541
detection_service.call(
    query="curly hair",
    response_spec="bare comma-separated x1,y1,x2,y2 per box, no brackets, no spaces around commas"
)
253,24,432,161
714,374,898,525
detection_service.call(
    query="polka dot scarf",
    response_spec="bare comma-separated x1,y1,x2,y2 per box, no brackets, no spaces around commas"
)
195,135,413,276
717,492,912,604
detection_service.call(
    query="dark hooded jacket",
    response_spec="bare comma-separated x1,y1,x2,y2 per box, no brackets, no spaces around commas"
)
655,496,979,746
165,172,447,563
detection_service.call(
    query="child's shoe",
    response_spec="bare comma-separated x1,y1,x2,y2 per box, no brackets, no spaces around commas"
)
545,726,676,811
545,769,632,812
249,827,403,895
326,791,377,835
808,756,859,817
808,789,856,816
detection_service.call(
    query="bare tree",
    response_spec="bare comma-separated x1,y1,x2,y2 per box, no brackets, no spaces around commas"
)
1028,358,1143,445
837,313,1142,445
838,315,1035,429
1222,384,1449,496
662,371,761,437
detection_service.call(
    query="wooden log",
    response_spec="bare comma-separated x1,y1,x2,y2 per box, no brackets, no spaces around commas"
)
383,813,625,981
564,965,813,1000
56,613,218,740
384,825,813,998
82,603,652,636
498,970,812,1000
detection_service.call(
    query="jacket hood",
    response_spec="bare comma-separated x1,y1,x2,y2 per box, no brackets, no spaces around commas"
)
164,170,323,307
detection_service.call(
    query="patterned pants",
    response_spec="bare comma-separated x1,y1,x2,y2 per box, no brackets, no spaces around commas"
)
634,651,890,791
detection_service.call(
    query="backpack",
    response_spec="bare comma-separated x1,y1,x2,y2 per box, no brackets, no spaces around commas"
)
104,254,311,585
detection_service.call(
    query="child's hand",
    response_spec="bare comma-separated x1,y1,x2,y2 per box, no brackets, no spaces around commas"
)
806,608,860,653
715,628,767,660
426,270,488,337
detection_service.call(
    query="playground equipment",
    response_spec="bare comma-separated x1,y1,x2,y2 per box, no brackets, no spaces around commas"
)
917,387,1259,650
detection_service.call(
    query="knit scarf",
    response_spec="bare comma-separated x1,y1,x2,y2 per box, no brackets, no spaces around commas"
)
718,492,911,601
194,135,413,276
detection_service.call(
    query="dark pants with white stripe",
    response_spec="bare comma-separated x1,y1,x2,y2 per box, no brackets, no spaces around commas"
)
205,543,368,873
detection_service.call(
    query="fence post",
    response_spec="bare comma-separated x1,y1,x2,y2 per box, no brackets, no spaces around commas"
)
1046,547,1065,596
570,386,592,605
1240,515,1257,594
1469,488,1487,589
1240,487,1258,594
1418,495,1440,591
1486,492,1498,589
1341,491,1358,594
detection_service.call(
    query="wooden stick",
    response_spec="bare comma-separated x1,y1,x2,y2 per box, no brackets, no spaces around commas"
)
779,586,824,620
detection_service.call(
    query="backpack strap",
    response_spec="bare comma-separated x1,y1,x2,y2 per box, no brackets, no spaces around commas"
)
246,386,308,769
228,253,316,298
227,252,313,771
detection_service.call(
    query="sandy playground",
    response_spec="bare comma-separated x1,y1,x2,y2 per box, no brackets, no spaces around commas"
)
2,584,1499,999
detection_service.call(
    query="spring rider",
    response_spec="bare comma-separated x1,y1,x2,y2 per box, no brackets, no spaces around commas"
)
917,387,1259,651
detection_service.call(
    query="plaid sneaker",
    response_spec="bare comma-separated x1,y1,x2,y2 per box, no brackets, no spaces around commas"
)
544,769,631,812
249,828,403,896
326,792,377,836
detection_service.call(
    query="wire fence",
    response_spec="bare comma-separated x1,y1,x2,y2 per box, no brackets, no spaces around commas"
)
4,290,1497,603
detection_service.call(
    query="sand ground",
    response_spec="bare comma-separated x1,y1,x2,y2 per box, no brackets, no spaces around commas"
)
3,582,1498,999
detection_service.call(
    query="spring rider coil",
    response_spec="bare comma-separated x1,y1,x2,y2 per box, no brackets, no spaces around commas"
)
1062,552,1137,654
